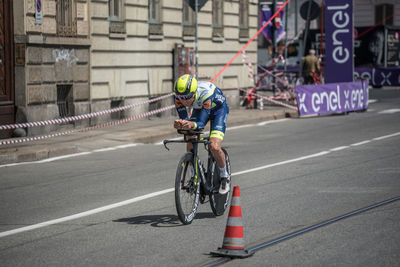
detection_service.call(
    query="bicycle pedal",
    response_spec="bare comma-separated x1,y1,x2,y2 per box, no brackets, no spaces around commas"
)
200,194,206,204
210,187,219,194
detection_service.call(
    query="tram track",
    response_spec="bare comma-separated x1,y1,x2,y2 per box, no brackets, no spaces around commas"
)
204,196,400,267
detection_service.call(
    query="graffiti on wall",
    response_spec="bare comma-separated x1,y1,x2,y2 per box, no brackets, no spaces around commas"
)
52,48,79,67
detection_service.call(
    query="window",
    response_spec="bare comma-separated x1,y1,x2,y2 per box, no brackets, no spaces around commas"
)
239,0,249,39
149,0,163,36
109,0,126,34
212,0,224,39
56,0,77,36
57,84,73,117
183,1,195,38
375,4,394,25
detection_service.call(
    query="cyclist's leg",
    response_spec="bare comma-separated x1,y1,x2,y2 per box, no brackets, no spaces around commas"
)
209,104,228,167
209,104,230,194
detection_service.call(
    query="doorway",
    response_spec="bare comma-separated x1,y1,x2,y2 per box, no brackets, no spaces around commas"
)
0,0,15,138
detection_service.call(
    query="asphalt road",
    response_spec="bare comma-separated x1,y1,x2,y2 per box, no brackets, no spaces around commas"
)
0,89,399,267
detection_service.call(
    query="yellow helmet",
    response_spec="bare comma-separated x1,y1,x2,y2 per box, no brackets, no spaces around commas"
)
174,74,198,99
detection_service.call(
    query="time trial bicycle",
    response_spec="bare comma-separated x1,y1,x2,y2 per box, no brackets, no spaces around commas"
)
163,129,231,225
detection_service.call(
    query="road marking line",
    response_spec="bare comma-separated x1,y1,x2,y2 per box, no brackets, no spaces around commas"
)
350,140,371,146
378,109,400,114
232,151,330,176
228,124,256,130
39,152,92,163
0,188,175,238
257,118,289,126
1,131,399,238
330,146,349,151
373,132,400,140
93,144,137,152
0,144,138,168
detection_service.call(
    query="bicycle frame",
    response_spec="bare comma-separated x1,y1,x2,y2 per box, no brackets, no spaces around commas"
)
163,130,215,194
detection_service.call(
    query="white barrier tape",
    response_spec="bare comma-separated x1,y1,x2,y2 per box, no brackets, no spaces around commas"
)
238,88,298,110
241,50,254,85
0,93,174,131
262,68,294,89
0,105,175,146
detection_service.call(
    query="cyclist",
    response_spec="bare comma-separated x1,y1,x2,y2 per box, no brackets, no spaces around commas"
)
173,74,230,194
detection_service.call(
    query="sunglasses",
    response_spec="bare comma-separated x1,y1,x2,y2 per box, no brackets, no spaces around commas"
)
176,92,195,100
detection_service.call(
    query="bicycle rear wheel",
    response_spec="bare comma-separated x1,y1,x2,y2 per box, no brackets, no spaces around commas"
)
175,152,200,224
209,147,231,216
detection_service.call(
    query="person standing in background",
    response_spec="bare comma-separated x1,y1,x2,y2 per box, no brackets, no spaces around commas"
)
301,49,320,84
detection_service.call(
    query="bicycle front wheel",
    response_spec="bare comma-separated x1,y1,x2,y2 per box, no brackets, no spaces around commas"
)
175,152,200,225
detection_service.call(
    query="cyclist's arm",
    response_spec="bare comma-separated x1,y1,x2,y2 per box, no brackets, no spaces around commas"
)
190,98,212,130
174,98,189,120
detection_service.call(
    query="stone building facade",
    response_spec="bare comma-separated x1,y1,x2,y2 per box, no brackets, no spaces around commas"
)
1,0,258,137
89,0,258,124
13,0,91,135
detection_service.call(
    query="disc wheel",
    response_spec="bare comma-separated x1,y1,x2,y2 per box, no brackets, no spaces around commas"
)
175,152,200,224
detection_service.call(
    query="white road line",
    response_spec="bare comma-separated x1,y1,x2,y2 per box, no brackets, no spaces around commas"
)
373,132,400,140
257,118,289,126
350,140,371,146
330,146,349,151
39,152,92,163
93,144,137,152
228,124,256,130
0,188,174,238
1,131,399,238
378,109,400,114
231,151,330,176
0,144,138,168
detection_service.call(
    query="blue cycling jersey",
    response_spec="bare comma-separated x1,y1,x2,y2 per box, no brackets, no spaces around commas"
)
174,81,229,139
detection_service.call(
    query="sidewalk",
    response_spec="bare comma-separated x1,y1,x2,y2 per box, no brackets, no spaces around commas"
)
0,107,298,165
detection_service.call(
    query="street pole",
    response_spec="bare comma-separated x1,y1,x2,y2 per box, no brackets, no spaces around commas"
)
195,0,199,79
284,1,289,73
272,0,277,94
295,0,298,36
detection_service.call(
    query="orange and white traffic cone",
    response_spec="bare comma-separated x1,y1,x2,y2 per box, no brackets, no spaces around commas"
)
211,186,254,258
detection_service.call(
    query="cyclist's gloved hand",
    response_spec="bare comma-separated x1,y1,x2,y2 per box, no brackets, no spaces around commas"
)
180,120,195,130
174,119,195,130
173,119,184,129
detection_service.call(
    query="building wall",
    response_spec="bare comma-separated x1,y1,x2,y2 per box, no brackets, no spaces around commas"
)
90,0,258,123
355,0,400,27
14,0,90,135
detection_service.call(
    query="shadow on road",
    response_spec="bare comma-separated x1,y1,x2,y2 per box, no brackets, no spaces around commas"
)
114,212,216,227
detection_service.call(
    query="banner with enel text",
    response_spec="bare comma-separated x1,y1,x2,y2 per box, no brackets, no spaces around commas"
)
325,0,354,83
295,81,369,116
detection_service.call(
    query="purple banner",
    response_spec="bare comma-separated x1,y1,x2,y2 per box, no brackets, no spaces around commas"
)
325,0,354,83
295,81,369,116
354,67,400,86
